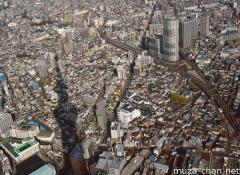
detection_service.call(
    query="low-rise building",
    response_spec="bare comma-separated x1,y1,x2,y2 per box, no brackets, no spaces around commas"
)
117,103,141,128
30,163,56,175
0,112,13,138
1,138,40,164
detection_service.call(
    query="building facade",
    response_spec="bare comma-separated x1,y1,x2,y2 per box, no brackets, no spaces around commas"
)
163,18,179,62
1,138,40,164
199,15,210,38
179,19,193,49
191,17,199,40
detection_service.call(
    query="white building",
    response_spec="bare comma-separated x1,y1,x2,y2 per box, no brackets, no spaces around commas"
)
137,51,154,68
110,122,124,139
1,138,40,164
116,65,127,80
10,125,40,139
117,103,141,127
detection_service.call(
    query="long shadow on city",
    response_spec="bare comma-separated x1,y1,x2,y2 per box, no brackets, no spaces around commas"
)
53,55,78,175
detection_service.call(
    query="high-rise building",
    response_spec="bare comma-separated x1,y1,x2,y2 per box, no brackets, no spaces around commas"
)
179,19,192,49
163,17,179,62
0,112,13,138
199,15,209,38
191,18,199,40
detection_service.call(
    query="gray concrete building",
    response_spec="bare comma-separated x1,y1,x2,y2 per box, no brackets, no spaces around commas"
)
179,19,193,49
191,17,199,40
199,15,210,38
163,17,179,62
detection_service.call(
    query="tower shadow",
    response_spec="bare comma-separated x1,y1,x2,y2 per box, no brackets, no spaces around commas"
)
53,55,78,175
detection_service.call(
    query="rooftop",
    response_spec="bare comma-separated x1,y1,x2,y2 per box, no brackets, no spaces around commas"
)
30,163,55,175
1,139,39,158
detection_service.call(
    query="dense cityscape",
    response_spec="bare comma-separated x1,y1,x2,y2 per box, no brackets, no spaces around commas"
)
0,0,240,174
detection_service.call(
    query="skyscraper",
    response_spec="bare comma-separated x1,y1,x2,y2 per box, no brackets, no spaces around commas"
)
199,15,209,38
179,19,192,49
191,17,199,40
163,17,179,62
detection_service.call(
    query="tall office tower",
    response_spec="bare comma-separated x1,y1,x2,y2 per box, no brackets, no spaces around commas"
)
96,101,107,130
70,145,89,175
179,19,192,49
0,112,13,138
163,17,179,62
199,15,209,38
191,18,199,40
